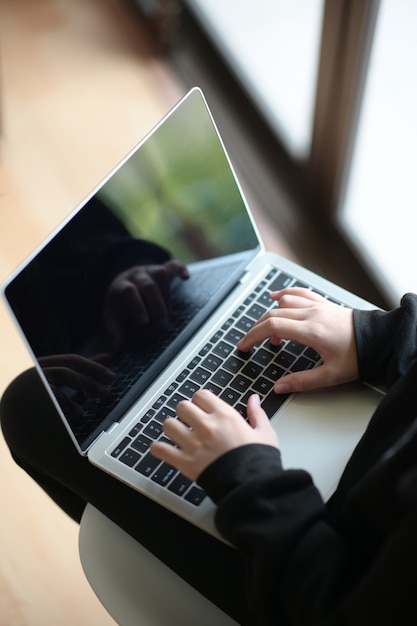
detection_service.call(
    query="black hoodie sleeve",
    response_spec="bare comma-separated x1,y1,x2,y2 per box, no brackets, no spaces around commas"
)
198,445,361,625
353,293,417,386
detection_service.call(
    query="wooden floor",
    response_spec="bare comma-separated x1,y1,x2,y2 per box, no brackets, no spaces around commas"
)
0,2,293,624
0,2,184,624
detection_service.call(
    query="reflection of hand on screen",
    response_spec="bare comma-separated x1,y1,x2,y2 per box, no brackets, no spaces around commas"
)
39,353,115,419
103,260,189,350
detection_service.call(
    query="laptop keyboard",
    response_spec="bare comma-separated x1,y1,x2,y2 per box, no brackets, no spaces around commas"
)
109,268,339,507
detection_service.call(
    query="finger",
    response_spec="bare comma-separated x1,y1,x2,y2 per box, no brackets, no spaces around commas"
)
273,364,334,394
190,388,229,414
162,414,192,444
246,394,280,447
275,295,322,311
151,439,187,469
237,315,308,352
246,394,268,428
175,395,214,429
164,260,190,281
272,288,325,303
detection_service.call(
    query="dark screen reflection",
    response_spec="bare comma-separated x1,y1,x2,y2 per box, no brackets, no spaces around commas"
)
5,89,260,451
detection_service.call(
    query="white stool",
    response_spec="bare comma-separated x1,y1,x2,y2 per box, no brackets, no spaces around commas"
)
79,504,239,626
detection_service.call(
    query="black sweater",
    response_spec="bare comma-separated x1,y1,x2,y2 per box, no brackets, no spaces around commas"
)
198,293,417,625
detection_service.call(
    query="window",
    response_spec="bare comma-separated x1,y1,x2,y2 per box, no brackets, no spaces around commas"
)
184,0,324,159
338,0,417,302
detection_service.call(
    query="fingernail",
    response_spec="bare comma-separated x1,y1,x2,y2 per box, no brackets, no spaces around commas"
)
274,382,290,394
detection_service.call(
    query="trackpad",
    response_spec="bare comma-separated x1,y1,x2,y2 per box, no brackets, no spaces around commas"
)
271,382,383,500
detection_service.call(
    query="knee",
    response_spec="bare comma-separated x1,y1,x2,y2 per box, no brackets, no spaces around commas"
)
0,368,50,455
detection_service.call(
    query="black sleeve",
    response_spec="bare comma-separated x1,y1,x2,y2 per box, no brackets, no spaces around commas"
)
199,441,417,626
199,445,358,625
353,293,417,386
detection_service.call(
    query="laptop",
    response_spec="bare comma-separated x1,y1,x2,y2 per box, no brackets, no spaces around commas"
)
2,87,383,539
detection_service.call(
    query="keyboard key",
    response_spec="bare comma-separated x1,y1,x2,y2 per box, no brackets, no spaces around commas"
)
223,355,245,374
263,339,284,353
264,363,286,381
176,369,190,382
235,316,255,333
187,356,201,370
178,380,200,398
154,407,176,423
131,434,152,454
241,361,263,380
275,350,296,369
232,305,246,318
119,448,141,467
243,293,257,305
199,343,211,356
190,367,211,385
164,382,178,395
305,347,321,362
223,328,245,345
252,348,274,367
140,409,155,424
212,341,234,359
129,422,142,437
184,486,207,506
234,348,253,361
203,382,222,395
291,356,316,372
269,272,292,291
286,341,305,356
230,374,252,393
135,452,161,477
201,354,222,371
143,420,164,440
258,291,274,306
220,388,241,406
221,317,234,330
111,436,131,458
210,330,223,343
255,279,268,292
261,392,290,418
153,395,166,410
246,303,268,321
168,473,192,496
151,462,178,487
252,376,274,395
168,388,189,406
235,403,247,419
212,369,233,386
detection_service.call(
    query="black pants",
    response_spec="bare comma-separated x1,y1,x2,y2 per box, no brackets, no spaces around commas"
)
0,368,253,625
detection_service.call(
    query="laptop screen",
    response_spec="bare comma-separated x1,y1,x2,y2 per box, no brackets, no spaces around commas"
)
3,88,261,452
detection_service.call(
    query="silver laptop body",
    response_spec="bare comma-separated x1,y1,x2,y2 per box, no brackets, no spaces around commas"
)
2,88,383,539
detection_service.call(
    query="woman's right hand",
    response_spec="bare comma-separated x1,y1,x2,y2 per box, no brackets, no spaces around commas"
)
237,287,359,394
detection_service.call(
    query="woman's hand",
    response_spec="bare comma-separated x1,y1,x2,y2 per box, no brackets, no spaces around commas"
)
151,391,279,482
237,287,358,393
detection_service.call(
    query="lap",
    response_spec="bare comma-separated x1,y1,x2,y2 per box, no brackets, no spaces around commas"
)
0,368,252,625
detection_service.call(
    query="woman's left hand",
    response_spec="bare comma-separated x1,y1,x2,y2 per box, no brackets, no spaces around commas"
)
151,390,279,482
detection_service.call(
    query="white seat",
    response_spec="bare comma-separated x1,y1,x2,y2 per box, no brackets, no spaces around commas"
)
78,504,239,626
